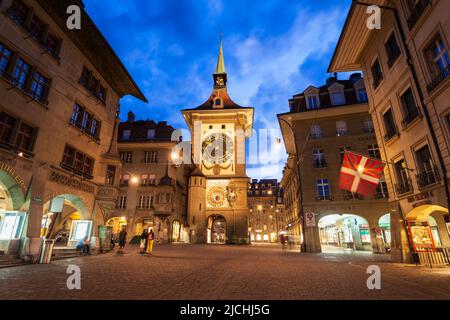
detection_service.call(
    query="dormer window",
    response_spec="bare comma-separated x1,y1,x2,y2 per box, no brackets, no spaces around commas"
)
306,95,319,110
330,90,345,106
147,129,155,139
122,129,131,140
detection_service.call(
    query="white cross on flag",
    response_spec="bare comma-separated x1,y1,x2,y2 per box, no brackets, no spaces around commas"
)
339,151,385,197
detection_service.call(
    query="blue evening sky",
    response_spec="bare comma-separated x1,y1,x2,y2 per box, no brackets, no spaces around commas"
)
84,0,352,180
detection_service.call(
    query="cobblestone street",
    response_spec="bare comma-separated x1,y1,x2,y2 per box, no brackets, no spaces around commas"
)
0,244,449,300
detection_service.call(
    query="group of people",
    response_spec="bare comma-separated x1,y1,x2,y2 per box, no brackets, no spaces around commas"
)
139,228,156,255
108,227,155,256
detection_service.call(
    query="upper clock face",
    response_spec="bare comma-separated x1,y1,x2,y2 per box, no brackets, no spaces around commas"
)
215,77,225,86
202,133,234,164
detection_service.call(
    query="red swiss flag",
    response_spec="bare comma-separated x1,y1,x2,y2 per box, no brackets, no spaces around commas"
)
339,151,385,197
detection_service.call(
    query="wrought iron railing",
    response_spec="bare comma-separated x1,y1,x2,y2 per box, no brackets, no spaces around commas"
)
416,167,440,189
395,178,413,195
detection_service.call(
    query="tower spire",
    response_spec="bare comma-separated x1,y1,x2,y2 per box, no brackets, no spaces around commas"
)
215,33,226,75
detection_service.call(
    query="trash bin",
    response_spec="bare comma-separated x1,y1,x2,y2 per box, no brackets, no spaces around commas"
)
39,239,55,264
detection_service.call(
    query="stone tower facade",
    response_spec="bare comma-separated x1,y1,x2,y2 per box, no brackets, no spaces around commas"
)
182,39,254,244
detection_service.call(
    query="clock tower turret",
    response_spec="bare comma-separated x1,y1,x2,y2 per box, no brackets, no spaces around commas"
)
182,37,254,244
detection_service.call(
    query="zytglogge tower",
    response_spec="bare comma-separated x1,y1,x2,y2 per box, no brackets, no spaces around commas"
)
182,38,254,244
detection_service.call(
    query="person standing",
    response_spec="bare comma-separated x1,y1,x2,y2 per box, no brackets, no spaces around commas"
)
140,228,149,254
118,227,128,253
146,229,155,255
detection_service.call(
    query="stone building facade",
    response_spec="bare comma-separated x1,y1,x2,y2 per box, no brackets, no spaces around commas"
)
0,0,145,260
108,113,189,243
329,0,450,263
182,40,254,244
278,74,391,254
247,179,284,243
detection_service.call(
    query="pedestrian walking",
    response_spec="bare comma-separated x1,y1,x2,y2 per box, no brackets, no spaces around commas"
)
146,228,155,255
280,234,286,251
110,233,115,250
140,228,149,254
118,227,127,253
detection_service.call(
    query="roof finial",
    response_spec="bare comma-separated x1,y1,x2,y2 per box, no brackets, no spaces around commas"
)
215,33,226,75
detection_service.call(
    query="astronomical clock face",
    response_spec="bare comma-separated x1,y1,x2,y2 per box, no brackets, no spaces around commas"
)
202,133,234,164
207,186,228,208
206,180,230,208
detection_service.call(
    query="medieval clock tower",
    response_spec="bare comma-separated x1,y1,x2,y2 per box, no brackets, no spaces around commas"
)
182,39,254,244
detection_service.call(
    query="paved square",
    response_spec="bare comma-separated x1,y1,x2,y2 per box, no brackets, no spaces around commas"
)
0,244,449,300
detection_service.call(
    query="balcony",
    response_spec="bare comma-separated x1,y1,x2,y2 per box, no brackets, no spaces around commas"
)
416,168,441,189
343,193,364,201
427,64,450,93
313,159,327,168
60,162,93,180
395,178,413,196
316,195,332,201
401,111,421,128
407,0,431,30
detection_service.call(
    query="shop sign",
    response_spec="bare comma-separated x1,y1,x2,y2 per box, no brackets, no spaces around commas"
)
412,200,432,208
49,170,95,193
305,212,316,227
0,162,26,191
407,191,433,204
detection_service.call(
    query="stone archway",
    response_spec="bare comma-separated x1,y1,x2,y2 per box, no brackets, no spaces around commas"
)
0,170,25,211
405,205,450,251
206,215,226,244
317,213,373,253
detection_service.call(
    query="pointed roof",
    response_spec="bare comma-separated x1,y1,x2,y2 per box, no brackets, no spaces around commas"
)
214,35,226,75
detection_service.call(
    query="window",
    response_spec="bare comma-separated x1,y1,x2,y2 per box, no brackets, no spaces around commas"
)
61,145,94,178
158,193,171,204
144,151,158,163
120,174,130,187
310,125,322,139
400,88,420,127
415,145,438,188
376,177,389,199
385,33,401,67
8,0,30,27
30,72,49,103
79,67,107,103
0,113,36,153
339,146,352,162
313,148,326,168
105,165,116,186
336,121,348,136
307,95,319,110
117,196,127,209
0,113,16,145
70,104,101,140
330,91,345,106
119,151,133,163
357,88,368,102
425,35,450,92
15,122,35,151
394,159,412,195
383,109,397,141
44,32,61,57
371,59,383,89
363,118,374,133
368,144,381,159
138,195,153,209
141,174,156,186
317,179,330,200
29,15,45,41
147,129,155,140
12,58,30,89
0,43,12,73
122,130,131,140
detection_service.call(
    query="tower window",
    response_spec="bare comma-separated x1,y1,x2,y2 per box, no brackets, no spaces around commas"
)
215,98,222,105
